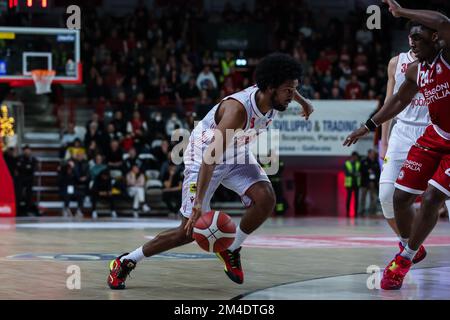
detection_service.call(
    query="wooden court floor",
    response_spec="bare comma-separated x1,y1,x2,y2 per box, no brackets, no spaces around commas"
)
1,216,450,300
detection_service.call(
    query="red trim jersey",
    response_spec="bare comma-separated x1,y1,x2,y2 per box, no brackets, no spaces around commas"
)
417,51,450,139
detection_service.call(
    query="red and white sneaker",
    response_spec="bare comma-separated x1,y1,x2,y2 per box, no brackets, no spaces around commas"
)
398,242,427,264
216,247,244,284
380,254,412,290
107,253,136,290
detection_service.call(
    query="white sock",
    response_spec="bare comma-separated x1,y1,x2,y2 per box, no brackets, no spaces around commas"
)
121,246,145,263
228,225,249,251
400,245,417,261
399,237,409,248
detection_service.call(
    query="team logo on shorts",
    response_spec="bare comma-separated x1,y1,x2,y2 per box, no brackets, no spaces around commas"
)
403,160,422,172
398,170,405,180
189,182,197,193
436,63,442,74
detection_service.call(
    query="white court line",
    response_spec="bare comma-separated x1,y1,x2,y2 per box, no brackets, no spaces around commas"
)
16,220,180,229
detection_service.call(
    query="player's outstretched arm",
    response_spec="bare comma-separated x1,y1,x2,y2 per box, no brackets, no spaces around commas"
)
380,55,398,159
383,1,450,58
343,62,419,146
294,90,314,120
185,100,247,235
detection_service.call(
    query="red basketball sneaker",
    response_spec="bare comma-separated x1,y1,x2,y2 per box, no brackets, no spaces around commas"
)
216,247,244,284
381,254,412,290
107,253,136,290
398,242,427,264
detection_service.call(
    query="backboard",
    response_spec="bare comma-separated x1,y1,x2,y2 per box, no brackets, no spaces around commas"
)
0,27,81,85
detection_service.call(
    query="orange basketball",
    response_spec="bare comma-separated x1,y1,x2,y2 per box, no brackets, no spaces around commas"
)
193,210,236,252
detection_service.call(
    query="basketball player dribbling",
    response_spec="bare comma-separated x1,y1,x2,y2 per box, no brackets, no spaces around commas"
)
345,0,450,290
378,31,430,263
107,53,314,289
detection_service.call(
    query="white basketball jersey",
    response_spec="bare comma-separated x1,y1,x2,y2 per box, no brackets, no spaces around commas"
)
185,85,277,165
393,50,429,126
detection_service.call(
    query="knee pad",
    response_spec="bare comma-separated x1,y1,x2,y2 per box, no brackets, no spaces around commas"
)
379,183,395,219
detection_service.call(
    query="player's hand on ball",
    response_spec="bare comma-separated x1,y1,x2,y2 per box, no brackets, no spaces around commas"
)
343,126,369,146
382,0,402,17
185,201,202,236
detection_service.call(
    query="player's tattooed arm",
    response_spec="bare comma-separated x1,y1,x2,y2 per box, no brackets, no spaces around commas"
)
383,0,450,60
380,55,398,159
343,62,419,146
185,100,247,235
294,90,314,120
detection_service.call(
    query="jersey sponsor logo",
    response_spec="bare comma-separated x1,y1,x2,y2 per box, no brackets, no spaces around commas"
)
189,182,197,193
437,63,442,75
423,82,450,105
410,97,427,107
403,160,422,172
398,170,405,180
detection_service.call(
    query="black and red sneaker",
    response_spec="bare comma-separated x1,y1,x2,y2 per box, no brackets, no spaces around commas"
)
107,253,136,290
398,242,427,264
216,247,244,284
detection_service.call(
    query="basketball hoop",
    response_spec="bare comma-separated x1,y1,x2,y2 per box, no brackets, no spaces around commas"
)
31,69,56,94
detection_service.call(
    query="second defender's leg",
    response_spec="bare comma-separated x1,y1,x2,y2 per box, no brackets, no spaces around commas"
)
408,185,447,251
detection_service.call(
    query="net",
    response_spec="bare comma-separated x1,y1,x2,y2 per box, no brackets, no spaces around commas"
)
31,69,56,94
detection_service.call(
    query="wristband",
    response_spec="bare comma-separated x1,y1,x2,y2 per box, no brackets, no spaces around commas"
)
364,118,379,132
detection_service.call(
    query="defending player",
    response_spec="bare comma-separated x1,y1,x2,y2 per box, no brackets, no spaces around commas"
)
107,53,314,289
344,1,450,290
379,31,429,262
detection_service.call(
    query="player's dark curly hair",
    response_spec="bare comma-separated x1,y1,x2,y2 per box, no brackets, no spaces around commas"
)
255,53,303,91
408,21,436,33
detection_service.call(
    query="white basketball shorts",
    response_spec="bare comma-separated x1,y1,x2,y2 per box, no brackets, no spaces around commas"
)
179,152,270,218
380,123,427,184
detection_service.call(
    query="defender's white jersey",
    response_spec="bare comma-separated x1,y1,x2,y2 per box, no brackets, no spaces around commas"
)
185,85,277,165
393,50,429,126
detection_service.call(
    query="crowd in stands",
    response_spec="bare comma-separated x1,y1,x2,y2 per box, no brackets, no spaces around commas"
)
5,0,449,217
80,0,395,110
58,112,185,217
58,0,396,216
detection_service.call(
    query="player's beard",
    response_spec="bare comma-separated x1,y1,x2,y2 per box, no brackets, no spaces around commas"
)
271,91,288,111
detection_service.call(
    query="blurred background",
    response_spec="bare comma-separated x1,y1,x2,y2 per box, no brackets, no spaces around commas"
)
1,0,449,219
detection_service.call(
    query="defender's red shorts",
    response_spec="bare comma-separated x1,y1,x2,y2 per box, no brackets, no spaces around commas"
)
395,125,450,197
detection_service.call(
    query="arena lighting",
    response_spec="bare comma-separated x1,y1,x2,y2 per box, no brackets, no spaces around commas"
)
9,0,47,8
236,58,247,66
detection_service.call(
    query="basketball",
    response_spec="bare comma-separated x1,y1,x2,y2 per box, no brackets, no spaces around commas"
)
193,211,236,252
